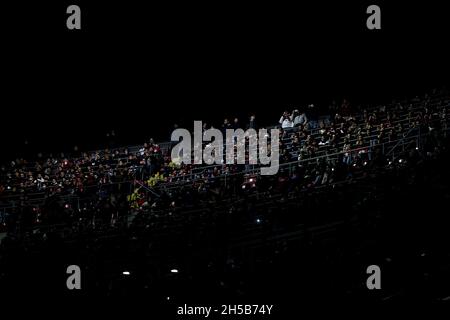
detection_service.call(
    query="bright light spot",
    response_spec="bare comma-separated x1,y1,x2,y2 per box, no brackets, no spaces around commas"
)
170,269,179,273
256,218,261,224
122,271,130,275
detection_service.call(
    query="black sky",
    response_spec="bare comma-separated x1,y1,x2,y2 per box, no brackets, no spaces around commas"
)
2,1,450,159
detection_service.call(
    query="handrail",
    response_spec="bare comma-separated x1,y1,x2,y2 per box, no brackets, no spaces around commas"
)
133,179,160,198
0,122,446,208
2,102,447,180
2,96,448,171
4,173,375,237
385,125,418,157
155,130,432,190
1,102,448,208
176,126,437,183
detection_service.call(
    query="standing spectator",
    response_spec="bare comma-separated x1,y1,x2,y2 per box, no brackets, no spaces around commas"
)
221,119,232,134
247,114,257,130
343,141,352,165
293,109,308,127
307,104,318,129
341,99,351,116
233,118,240,130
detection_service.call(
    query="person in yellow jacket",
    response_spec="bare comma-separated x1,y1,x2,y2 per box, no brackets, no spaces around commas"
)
127,186,142,209
147,171,165,187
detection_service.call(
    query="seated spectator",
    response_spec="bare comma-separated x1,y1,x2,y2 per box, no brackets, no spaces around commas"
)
318,136,329,146
356,135,364,147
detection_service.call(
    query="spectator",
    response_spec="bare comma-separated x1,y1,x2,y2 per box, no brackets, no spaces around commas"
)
247,114,257,130
293,109,308,127
307,104,318,129
222,119,232,134
279,111,293,129
233,118,240,130
343,141,352,165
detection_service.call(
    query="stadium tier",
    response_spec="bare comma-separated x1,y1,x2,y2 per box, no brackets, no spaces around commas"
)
1,89,450,301
1,90,448,212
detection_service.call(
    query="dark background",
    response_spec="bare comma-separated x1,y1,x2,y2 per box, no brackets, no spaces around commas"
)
2,1,450,158
1,2,450,313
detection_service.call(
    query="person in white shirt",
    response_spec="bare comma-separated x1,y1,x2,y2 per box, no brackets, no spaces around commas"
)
279,111,294,129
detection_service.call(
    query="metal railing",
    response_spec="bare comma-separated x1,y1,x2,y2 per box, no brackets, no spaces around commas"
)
1,101,448,210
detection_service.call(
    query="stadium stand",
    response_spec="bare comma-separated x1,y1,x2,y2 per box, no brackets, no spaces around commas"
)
1,88,450,301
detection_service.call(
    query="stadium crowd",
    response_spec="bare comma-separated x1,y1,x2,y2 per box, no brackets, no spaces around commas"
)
0,89,449,234
1,115,450,300
1,89,450,301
